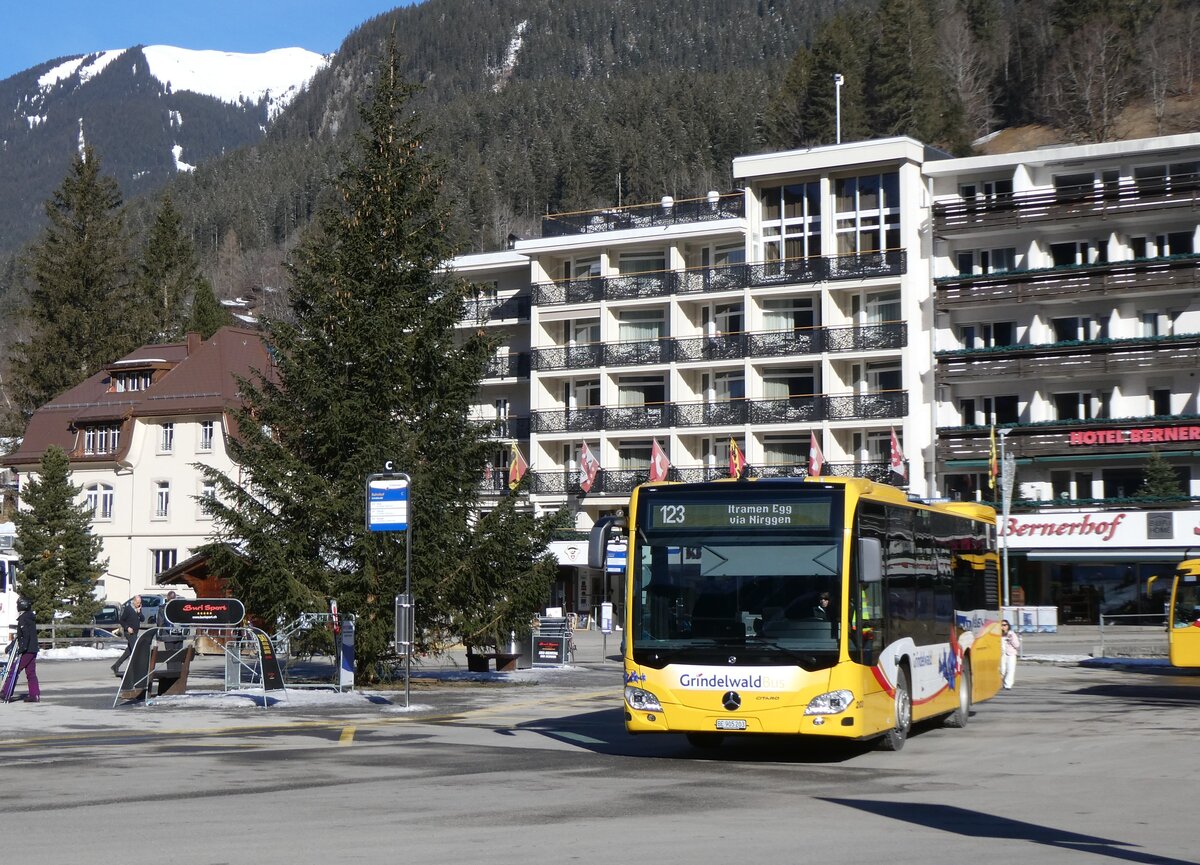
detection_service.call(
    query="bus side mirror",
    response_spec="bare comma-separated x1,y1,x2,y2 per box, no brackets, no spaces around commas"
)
859,537,883,584
588,515,627,570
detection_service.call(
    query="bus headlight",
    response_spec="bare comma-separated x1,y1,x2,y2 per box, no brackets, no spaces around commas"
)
625,686,664,713
804,690,854,715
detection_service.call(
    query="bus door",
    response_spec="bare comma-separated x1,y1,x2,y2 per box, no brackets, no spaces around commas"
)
1169,563,1200,667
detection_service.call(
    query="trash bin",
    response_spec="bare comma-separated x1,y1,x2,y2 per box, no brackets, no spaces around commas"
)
1036,606,1058,633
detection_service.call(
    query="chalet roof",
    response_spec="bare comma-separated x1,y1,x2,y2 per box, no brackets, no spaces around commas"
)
3,326,271,469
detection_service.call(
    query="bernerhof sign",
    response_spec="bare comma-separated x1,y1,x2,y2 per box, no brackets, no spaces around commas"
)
1002,510,1200,549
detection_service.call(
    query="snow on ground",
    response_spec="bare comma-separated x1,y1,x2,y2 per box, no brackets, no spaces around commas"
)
40,645,124,660
38,50,127,89
171,143,195,172
141,46,327,118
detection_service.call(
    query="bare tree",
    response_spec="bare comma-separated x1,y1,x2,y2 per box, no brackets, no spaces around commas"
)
1044,21,1132,143
937,8,997,140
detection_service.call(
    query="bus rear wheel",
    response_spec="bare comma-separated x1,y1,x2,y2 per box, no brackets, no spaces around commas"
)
686,732,725,749
879,667,911,751
944,663,971,728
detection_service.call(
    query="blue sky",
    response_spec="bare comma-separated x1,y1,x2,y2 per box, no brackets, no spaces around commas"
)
0,1,416,81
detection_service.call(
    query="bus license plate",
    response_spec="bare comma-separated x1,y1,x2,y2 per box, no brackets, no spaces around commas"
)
715,719,747,731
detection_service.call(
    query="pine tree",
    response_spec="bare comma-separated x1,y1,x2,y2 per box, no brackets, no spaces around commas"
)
197,45,506,679
12,446,106,624
137,195,208,342
1136,450,1186,500
185,279,233,339
761,47,815,149
803,13,871,146
8,146,136,421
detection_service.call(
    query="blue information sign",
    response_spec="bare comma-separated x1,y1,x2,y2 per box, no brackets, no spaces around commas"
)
367,475,410,532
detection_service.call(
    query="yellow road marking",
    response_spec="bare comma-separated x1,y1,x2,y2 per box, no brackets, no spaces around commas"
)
339,726,356,745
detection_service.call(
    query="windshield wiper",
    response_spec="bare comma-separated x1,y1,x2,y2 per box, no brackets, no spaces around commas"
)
741,636,830,671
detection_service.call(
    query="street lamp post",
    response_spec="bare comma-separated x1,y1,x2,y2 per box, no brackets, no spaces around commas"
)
833,73,844,144
998,428,1013,607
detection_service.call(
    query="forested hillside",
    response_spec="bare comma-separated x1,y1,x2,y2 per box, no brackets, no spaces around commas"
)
2,0,1198,343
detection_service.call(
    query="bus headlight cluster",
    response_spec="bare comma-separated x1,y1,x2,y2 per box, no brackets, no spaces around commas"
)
625,686,664,713
804,690,854,715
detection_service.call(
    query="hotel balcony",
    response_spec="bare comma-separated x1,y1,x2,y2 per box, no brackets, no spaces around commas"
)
932,173,1200,236
524,460,905,496
530,323,906,372
461,294,531,324
938,413,1200,460
540,192,744,238
935,254,1200,309
482,352,530,380
936,333,1200,383
530,391,908,434
476,415,530,439
533,251,906,306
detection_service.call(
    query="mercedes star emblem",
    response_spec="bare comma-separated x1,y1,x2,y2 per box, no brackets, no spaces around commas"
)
722,691,741,711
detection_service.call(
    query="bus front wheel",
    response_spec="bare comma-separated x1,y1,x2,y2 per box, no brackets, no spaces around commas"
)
944,663,971,728
686,732,725,749
879,666,911,751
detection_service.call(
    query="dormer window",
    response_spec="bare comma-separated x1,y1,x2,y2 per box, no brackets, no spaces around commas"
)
82,424,121,455
111,370,153,392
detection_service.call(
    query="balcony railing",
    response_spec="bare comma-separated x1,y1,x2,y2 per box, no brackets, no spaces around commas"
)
525,460,907,496
936,333,1200,382
475,415,530,439
938,413,1200,460
461,294,531,323
935,254,1200,308
530,323,907,372
540,193,745,238
932,174,1200,233
533,251,907,306
531,391,908,433
483,353,530,379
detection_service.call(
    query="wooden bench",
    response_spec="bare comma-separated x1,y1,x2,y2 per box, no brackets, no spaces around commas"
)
466,652,521,672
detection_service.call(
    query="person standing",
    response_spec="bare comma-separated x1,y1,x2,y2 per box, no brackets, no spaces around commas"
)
111,595,143,678
1000,619,1021,690
2,597,39,703
155,591,178,626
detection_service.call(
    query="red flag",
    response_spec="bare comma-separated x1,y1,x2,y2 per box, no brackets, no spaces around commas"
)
728,437,746,480
988,425,998,490
808,431,825,477
650,438,671,482
579,442,601,493
507,446,527,490
890,427,907,480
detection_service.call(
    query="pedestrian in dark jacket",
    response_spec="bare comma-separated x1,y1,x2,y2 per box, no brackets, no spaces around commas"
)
2,597,39,702
111,595,142,678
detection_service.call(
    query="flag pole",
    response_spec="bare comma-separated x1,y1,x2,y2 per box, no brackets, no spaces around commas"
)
998,428,1011,607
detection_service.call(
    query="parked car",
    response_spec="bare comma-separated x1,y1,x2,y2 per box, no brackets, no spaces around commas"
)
138,594,168,625
89,603,122,638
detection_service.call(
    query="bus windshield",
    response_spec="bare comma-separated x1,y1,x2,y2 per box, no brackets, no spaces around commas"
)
632,486,844,667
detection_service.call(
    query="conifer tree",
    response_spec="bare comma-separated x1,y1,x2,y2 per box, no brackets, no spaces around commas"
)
198,45,516,678
185,279,233,339
1136,450,1186,500
8,146,136,421
137,195,207,342
761,48,815,150
803,13,871,146
12,446,106,624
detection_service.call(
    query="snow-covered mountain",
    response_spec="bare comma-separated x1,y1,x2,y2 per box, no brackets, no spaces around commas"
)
0,45,329,256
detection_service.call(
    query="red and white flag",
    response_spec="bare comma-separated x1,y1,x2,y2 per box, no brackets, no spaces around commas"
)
579,442,601,493
650,438,671,482
890,427,907,480
808,431,825,477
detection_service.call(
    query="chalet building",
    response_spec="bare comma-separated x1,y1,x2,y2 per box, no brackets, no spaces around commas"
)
456,131,1200,624
3,327,270,602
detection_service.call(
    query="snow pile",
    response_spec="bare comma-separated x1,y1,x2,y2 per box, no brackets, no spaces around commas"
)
40,645,124,660
142,46,328,118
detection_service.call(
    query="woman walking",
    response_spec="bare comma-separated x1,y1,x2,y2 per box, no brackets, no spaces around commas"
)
2,597,40,703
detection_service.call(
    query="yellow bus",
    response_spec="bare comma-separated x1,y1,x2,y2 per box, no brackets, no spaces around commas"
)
589,476,1002,751
1167,554,1200,667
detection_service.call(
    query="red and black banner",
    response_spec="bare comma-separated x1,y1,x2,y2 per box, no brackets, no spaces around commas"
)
165,598,246,626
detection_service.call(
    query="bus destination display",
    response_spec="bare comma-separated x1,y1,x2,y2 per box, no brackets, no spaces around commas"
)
648,499,831,530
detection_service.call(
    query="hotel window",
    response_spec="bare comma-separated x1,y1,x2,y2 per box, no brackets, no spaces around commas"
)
151,549,178,576
159,422,174,453
711,371,745,401
617,309,664,342
1049,240,1105,267
111,370,153,392
702,302,744,336
1051,316,1105,342
198,420,215,451
197,480,217,519
617,375,666,407
834,171,899,255
1133,162,1200,194
566,318,600,345
563,379,601,410
1053,172,1095,200
762,298,814,332
852,430,892,463
618,441,652,471
705,243,746,266
154,481,170,519
762,181,822,263
1152,388,1173,415
959,321,1015,349
762,368,816,400
618,251,666,274
762,434,807,470
945,472,989,502
956,247,1017,275
83,424,121,455
562,256,601,280
961,395,1020,426
865,361,901,392
857,290,901,325
959,178,1012,200
1054,392,1110,421
85,483,114,520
